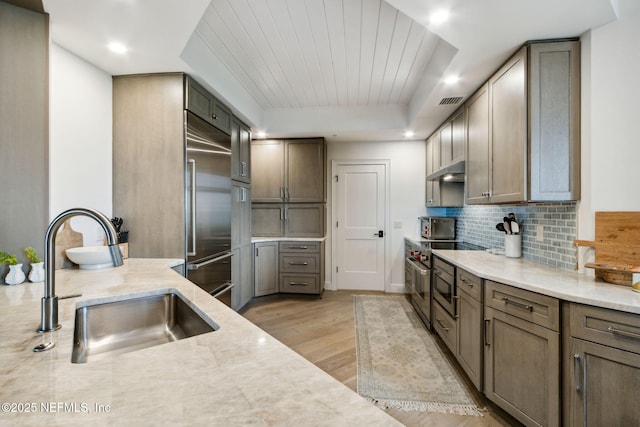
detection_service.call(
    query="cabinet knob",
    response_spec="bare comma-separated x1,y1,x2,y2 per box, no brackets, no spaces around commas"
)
211,113,218,120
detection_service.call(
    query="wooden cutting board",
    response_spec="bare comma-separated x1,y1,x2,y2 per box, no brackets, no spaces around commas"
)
54,219,83,269
574,211,640,285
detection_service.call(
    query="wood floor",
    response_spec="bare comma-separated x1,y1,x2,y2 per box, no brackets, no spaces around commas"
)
242,290,520,427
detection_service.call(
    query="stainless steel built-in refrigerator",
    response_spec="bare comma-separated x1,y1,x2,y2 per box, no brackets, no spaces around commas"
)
184,111,234,305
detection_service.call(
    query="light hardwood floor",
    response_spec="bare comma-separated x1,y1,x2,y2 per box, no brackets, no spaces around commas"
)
242,290,520,427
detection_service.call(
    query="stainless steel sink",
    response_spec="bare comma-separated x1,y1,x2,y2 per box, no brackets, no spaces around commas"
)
71,291,219,364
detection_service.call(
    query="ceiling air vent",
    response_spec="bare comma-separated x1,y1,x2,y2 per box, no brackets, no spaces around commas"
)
438,96,463,105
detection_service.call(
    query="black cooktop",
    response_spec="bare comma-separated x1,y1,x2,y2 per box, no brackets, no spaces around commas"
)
421,241,486,251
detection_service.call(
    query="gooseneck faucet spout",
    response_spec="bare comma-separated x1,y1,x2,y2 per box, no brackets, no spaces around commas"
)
38,208,124,333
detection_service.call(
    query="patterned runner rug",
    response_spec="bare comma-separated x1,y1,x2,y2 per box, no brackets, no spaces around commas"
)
354,295,483,415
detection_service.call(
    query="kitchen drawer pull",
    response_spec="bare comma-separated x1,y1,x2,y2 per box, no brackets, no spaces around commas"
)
211,113,217,120
436,318,449,332
289,282,309,286
502,297,533,312
484,319,491,346
288,246,309,250
289,262,309,266
460,278,474,288
607,326,640,341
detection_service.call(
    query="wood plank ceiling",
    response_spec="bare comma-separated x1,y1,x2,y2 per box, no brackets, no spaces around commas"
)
195,0,441,110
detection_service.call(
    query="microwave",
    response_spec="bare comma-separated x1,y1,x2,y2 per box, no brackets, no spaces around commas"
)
419,217,456,240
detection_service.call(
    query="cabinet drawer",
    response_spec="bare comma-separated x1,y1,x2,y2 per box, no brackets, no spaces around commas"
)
485,280,559,331
279,241,321,253
457,268,482,302
280,254,319,273
569,303,640,355
280,274,319,294
433,301,457,354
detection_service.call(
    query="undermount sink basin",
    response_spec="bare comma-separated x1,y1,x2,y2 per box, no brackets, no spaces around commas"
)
65,245,123,270
71,290,219,364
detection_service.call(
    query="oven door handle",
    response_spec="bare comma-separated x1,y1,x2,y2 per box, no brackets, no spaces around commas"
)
405,258,429,275
187,250,234,270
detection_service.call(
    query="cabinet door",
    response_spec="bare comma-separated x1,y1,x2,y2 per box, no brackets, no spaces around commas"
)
451,107,465,163
285,139,325,202
457,287,483,391
231,118,251,183
568,338,640,427
211,98,231,134
284,204,325,237
529,41,580,201
439,121,452,167
425,135,440,206
231,182,251,247
251,140,284,202
231,244,253,311
489,46,527,204
185,77,213,124
484,306,560,427
465,84,491,204
254,242,278,296
252,204,284,237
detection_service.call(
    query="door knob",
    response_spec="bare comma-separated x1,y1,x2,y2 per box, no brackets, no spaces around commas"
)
374,230,384,238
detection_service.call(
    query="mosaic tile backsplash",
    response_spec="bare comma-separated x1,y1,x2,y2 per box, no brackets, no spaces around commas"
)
431,202,577,271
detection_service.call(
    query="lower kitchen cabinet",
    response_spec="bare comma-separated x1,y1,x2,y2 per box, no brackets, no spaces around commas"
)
456,269,483,392
433,300,457,354
253,241,278,296
279,241,324,295
484,281,560,427
564,303,640,426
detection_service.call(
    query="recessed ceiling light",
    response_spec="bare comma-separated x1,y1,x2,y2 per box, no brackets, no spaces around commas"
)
444,75,459,85
256,131,266,138
429,9,450,24
404,131,415,138
108,42,128,54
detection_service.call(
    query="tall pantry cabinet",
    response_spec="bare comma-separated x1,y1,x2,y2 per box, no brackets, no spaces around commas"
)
112,73,253,311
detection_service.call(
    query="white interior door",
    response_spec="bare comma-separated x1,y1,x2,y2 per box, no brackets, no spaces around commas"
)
334,163,386,291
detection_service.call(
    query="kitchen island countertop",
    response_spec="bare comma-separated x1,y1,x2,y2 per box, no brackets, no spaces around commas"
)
0,259,399,426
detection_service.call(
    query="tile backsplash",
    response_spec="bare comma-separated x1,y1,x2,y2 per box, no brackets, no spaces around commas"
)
436,202,577,271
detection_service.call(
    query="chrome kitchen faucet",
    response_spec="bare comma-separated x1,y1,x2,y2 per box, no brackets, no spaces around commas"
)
37,208,123,334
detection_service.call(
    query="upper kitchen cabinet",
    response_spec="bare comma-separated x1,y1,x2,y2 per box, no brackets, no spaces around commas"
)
252,138,326,203
185,76,232,135
231,117,251,183
465,40,580,204
425,134,441,207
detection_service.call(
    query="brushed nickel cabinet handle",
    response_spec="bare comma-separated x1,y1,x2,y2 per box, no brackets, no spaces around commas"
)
573,354,582,393
608,326,640,341
436,318,449,332
289,282,308,286
288,246,309,250
502,297,533,312
289,262,309,266
241,161,247,177
211,113,217,120
484,318,491,346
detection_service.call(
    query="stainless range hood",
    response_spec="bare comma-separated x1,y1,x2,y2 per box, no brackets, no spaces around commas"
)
426,160,465,182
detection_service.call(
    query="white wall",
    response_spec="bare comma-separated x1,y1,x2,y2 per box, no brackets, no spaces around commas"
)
577,0,640,251
50,44,113,245
326,139,426,292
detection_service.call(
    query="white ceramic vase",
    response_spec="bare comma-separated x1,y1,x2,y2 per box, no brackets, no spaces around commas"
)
28,262,45,283
5,264,26,285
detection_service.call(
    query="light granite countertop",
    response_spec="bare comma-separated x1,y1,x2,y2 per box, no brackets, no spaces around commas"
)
405,236,640,315
252,237,327,243
0,259,399,426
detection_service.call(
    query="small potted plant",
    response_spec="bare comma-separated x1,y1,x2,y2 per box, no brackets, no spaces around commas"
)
24,247,44,283
0,250,25,285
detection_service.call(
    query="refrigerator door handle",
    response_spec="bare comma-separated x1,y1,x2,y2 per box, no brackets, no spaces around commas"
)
210,281,235,298
187,250,234,270
187,159,197,256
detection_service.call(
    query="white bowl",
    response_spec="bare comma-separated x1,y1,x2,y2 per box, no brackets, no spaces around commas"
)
65,245,123,270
